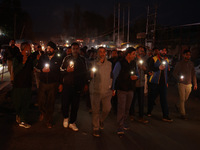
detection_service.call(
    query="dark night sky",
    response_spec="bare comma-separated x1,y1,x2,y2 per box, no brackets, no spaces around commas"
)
20,0,200,33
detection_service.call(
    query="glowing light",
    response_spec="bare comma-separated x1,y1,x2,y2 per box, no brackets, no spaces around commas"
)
92,67,97,73
45,63,50,68
57,53,61,57
139,59,143,65
162,61,166,65
130,71,134,75
180,75,184,79
70,61,74,68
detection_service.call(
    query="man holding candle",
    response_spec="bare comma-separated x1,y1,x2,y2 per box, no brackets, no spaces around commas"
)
173,50,197,120
60,42,88,131
130,46,149,124
37,41,63,128
89,47,112,137
147,48,173,122
112,47,138,136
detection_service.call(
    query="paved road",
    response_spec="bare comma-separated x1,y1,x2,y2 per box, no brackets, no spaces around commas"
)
0,81,200,150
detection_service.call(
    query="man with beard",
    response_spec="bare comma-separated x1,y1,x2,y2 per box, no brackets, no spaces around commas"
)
37,41,62,128
173,50,197,120
3,39,20,82
147,48,173,122
60,42,88,132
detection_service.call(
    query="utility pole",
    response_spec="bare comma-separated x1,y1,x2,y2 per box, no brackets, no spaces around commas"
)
123,8,125,42
127,5,130,43
113,3,116,43
145,6,149,47
145,5,157,48
153,5,157,47
117,2,120,47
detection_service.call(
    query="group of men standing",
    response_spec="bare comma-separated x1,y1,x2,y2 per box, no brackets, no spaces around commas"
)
3,40,197,137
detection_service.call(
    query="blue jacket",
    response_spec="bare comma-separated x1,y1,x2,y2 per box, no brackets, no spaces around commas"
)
149,55,169,85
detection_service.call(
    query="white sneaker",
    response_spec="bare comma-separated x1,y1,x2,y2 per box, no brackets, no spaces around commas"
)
19,122,31,128
69,123,79,131
63,118,69,128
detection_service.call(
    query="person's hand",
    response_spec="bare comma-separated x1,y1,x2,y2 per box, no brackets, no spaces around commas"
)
194,85,197,90
67,65,74,72
180,78,184,82
42,67,50,73
159,64,165,70
130,75,138,80
112,90,116,96
58,84,63,92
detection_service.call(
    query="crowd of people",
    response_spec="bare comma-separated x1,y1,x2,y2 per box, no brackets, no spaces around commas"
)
2,40,197,137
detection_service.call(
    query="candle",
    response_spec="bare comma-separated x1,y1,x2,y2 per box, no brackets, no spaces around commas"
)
92,67,97,73
139,59,143,65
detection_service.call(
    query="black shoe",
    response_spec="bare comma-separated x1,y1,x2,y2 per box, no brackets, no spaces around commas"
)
93,130,100,137
162,116,173,122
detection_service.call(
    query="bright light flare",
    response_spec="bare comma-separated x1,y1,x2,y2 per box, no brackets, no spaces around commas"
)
180,75,184,79
130,71,134,75
92,67,97,73
139,59,143,65
162,61,166,65
70,61,74,68
45,63,50,68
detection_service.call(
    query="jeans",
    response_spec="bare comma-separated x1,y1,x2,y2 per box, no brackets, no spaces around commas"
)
130,86,145,118
117,90,133,130
147,83,169,118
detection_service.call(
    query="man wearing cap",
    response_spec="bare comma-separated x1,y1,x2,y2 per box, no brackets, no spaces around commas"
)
36,41,63,128
173,50,197,120
60,42,88,132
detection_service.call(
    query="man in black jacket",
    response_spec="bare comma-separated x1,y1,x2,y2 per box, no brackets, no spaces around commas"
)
37,41,62,128
12,42,38,128
60,42,88,131
112,47,138,136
